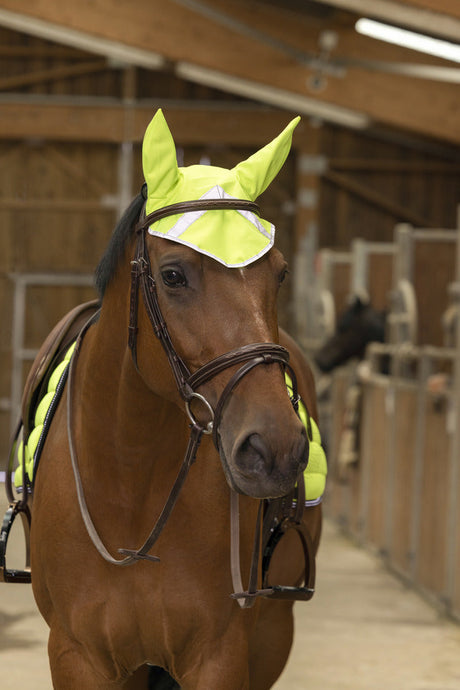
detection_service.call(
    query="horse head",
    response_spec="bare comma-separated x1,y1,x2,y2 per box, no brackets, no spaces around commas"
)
314,295,386,373
117,110,308,499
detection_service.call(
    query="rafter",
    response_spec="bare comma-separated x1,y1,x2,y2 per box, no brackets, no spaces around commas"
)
0,60,106,91
0,98,314,146
0,0,458,143
310,0,460,41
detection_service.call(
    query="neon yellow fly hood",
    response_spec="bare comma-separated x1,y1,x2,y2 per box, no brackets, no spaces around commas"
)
142,109,300,267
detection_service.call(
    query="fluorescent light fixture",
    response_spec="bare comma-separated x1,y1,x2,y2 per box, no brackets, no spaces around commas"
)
356,18,460,64
176,62,370,129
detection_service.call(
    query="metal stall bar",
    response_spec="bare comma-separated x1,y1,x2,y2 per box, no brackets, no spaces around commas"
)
388,224,416,345
302,248,352,351
350,238,396,302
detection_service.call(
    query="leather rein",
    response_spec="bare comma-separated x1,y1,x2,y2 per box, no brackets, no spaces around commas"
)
67,197,311,607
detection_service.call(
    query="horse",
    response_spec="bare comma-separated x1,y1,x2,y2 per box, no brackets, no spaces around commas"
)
7,111,323,689
314,295,386,373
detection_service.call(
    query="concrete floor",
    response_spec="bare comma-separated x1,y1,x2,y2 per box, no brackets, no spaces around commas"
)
1,499,460,689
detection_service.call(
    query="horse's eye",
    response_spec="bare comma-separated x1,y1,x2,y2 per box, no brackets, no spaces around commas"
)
161,268,187,288
279,267,289,285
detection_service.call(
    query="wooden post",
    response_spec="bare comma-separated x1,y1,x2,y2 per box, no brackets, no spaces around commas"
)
117,66,137,218
292,125,325,344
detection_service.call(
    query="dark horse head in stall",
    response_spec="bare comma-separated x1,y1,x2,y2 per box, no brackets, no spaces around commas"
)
314,296,386,373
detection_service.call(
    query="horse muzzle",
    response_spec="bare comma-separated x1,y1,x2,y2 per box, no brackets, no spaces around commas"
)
217,399,309,499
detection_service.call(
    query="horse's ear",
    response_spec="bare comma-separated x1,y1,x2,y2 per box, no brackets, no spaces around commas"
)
233,116,300,201
142,109,180,199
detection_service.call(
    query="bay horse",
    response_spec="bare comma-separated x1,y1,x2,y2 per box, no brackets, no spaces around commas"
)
8,111,322,688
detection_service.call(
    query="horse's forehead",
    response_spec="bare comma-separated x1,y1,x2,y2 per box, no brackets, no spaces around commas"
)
152,237,281,278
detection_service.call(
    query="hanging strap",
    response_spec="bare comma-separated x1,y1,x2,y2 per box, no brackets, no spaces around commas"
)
229,492,273,608
67,316,206,566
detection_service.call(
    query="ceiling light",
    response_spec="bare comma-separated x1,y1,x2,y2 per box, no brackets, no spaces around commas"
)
355,18,460,64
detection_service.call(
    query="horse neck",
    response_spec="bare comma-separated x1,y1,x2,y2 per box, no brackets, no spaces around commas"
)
76,284,186,482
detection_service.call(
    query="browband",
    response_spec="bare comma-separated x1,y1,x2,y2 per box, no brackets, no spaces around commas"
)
138,199,260,230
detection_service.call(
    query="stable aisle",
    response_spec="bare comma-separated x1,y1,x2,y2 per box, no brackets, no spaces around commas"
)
274,520,460,690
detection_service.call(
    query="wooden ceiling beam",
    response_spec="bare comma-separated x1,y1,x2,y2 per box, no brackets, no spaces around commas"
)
310,0,460,41
0,60,106,91
0,0,458,143
0,98,316,146
381,0,460,20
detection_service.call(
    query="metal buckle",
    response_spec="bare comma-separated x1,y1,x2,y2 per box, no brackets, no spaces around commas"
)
185,392,214,434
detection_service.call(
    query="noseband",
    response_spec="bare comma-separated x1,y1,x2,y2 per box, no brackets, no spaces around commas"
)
67,197,311,607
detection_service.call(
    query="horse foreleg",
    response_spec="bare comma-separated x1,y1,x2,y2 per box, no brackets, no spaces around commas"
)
248,601,295,690
48,625,131,689
181,667,249,690
176,649,250,690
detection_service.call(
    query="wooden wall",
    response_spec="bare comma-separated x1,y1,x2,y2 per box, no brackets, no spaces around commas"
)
412,238,457,346
319,126,460,249
0,140,118,460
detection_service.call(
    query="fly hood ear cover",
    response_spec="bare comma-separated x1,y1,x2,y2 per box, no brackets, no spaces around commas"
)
142,109,300,268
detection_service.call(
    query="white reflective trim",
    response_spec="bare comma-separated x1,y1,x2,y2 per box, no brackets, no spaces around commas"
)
304,495,323,507
237,207,271,239
147,231,274,268
167,208,206,238
148,185,270,240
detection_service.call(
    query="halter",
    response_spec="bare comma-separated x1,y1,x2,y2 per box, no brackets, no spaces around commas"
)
66,197,312,607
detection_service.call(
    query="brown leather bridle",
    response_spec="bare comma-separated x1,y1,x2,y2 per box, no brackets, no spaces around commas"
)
66,197,314,607
128,199,301,446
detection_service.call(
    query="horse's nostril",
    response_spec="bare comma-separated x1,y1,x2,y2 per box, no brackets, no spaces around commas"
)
235,433,273,477
232,426,309,484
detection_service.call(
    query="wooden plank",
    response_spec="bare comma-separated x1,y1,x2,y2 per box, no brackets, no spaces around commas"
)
415,395,451,595
330,159,460,173
312,0,460,41
413,240,456,345
323,170,435,227
395,0,460,19
25,284,98,349
324,371,351,522
362,383,390,550
0,1,458,142
389,387,418,576
0,99,313,146
294,134,322,250
0,59,106,91
453,421,460,618
45,145,108,197
0,45,89,57
0,199,116,210
368,252,393,310
331,262,352,319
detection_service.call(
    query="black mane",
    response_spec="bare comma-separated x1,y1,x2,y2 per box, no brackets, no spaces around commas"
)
95,192,145,297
